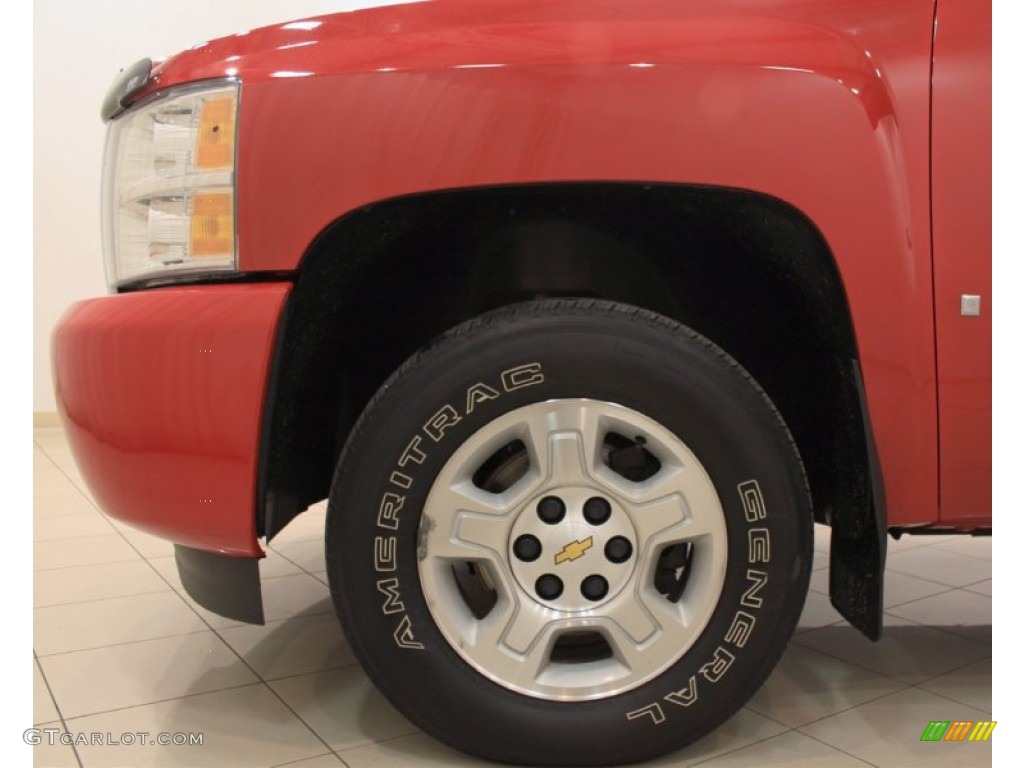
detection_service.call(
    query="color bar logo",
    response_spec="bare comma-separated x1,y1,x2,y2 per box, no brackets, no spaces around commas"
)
920,720,996,742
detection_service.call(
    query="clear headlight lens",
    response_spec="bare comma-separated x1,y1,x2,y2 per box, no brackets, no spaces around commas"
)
102,81,239,289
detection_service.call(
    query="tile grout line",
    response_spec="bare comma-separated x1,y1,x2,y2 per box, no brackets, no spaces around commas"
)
35,627,217,660
960,575,992,588
32,441,61,462
882,560,991,591
882,567,992,591
34,566,325,609
33,651,85,768
896,623,991,645
908,653,993,711
259,658,363,686
332,729,432,762
880,585,960,611
271,752,352,768
33,446,106,516
794,727,879,767
685,729,795,768
908,682,993,715
914,647,995,683
888,557,991,585
34,555,143,574
35,587,175,611
33,528,127,544
35,444,106,508
33,511,113,521
60,681,266,724
780,684,921,733
925,539,993,562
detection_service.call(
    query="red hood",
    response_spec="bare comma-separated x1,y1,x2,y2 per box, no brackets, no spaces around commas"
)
136,0,868,99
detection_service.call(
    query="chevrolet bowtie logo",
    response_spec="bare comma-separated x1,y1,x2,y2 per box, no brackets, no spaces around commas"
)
554,536,594,565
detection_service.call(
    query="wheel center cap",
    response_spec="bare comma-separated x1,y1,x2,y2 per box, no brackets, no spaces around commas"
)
508,486,638,612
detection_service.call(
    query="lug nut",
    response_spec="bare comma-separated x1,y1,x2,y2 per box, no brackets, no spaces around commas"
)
513,534,542,562
583,496,612,525
605,536,633,563
535,574,564,600
537,496,566,524
581,574,609,601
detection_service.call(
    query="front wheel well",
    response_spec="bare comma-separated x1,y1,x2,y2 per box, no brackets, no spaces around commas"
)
258,183,881,636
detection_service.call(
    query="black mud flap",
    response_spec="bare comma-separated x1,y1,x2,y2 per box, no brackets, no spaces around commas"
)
829,529,884,640
828,362,886,641
175,544,265,624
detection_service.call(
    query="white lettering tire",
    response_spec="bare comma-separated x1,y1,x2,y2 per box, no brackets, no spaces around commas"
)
326,300,811,765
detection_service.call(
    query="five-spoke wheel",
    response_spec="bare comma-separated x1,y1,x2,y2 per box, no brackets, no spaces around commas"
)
327,300,811,765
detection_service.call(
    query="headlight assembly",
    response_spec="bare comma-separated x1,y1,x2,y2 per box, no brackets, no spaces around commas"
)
102,81,239,289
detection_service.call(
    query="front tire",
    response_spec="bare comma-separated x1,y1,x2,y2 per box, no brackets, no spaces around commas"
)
327,300,811,766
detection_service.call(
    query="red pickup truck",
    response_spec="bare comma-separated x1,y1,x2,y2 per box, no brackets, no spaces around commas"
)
52,0,991,764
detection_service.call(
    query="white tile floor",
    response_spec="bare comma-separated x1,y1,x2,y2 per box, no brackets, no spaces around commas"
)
33,427,993,767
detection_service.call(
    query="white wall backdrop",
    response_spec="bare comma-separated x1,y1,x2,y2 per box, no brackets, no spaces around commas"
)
33,0,413,412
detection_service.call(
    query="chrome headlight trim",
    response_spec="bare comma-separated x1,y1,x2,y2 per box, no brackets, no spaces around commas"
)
102,79,240,291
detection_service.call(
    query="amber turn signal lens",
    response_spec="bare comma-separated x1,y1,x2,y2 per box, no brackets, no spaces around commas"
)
190,192,234,257
195,97,236,170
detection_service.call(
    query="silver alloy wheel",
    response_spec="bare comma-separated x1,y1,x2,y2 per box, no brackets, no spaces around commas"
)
417,398,728,701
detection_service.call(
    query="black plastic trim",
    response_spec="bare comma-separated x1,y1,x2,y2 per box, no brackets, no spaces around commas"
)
828,360,887,641
255,290,296,539
891,526,991,537
101,58,153,121
174,545,264,624
116,270,295,294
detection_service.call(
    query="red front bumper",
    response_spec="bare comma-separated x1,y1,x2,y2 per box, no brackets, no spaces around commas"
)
52,283,291,557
